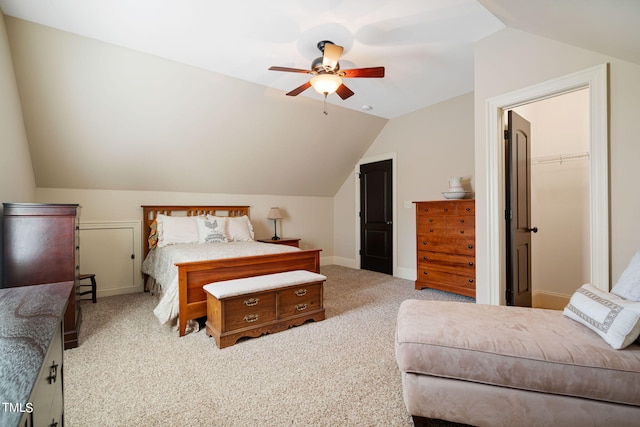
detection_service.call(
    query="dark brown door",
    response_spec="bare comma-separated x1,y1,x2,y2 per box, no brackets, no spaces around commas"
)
360,159,393,274
506,110,535,307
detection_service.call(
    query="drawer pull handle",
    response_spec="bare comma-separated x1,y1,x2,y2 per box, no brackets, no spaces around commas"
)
423,256,427,260
460,230,465,234
423,271,428,275
47,362,59,384
244,298,259,307
243,314,259,323
429,218,434,222
468,279,474,283
460,219,465,223
294,289,307,297
295,303,308,311
422,241,427,246
429,228,433,232
469,262,474,266
468,244,473,249
466,207,471,211
444,208,448,212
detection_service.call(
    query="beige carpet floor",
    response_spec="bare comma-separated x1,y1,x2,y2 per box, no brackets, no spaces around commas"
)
64,265,474,426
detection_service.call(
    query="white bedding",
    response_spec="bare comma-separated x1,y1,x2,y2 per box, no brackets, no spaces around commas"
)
142,242,300,329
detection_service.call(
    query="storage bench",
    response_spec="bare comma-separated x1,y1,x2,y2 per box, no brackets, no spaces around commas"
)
203,270,326,348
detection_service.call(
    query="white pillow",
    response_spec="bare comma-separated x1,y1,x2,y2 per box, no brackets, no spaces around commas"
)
611,250,640,301
225,215,254,242
156,214,199,247
563,284,640,349
195,217,227,243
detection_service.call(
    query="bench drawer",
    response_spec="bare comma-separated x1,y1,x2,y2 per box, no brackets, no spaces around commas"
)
278,282,323,319
223,291,277,331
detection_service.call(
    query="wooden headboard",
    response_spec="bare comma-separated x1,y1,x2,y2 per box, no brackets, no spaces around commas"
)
141,205,250,259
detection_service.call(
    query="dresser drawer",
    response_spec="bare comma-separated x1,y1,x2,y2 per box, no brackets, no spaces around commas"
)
278,283,323,318
224,291,277,330
417,215,474,237
416,267,475,290
417,236,475,255
416,201,457,216
418,250,475,270
416,200,474,216
31,322,64,427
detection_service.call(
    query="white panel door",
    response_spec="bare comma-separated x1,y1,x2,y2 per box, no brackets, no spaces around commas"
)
79,222,142,298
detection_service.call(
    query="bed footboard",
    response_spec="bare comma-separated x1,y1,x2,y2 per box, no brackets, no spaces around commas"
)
175,249,321,336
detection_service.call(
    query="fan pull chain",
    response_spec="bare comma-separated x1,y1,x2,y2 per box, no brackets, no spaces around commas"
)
323,92,329,115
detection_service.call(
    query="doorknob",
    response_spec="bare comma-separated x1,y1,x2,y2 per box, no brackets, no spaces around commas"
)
386,221,392,225
527,227,538,233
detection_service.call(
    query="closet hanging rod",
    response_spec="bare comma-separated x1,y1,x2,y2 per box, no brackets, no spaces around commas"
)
531,151,590,165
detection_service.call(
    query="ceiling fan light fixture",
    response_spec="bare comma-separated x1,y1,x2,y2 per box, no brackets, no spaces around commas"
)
310,74,342,95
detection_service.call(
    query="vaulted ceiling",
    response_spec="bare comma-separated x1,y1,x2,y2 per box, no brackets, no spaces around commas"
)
1,0,638,197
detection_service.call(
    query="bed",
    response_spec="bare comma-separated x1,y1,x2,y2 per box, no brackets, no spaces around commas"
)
141,205,322,336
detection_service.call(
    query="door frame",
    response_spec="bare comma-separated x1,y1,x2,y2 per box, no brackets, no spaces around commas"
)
355,152,398,276
484,63,609,305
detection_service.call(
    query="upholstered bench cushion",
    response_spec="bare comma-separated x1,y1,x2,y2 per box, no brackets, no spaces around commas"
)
396,300,640,406
203,270,326,299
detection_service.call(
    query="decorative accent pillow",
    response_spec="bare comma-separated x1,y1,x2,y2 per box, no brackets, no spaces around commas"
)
148,220,158,249
611,250,640,301
563,284,640,349
156,214,200,247
225,215,255,242
195,217,227,243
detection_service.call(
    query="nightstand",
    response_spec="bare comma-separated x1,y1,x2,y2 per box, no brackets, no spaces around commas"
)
257,238,300,248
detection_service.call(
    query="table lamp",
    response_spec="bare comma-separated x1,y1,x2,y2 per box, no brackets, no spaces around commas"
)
267,207,283,240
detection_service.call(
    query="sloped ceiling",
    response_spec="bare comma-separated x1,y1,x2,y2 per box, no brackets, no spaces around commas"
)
1,0,638,197
478,0,640,66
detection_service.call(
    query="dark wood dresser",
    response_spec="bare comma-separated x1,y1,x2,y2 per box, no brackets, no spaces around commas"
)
2,203,81,349
0,281,73,427
414,200,476,298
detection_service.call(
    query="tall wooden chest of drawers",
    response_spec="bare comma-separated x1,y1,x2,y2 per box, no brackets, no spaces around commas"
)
414,200,475,298
2,203,81,349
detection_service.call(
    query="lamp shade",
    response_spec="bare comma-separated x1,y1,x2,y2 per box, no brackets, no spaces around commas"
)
267,207,283,220
310,74,342,95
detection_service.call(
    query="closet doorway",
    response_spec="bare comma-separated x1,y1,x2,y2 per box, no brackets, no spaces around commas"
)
511,88,590,309
484,63,609,307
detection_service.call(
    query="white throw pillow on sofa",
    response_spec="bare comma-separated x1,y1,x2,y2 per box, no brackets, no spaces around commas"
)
564,284,640,349
611,250,640,301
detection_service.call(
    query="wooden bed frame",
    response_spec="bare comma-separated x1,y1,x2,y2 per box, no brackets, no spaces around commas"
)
142,205,322,336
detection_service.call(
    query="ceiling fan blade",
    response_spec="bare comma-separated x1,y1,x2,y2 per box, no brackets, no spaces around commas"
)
269,66,313,74
340,67,385,78
336,84,355,100
322,43,344,70
286,81,312,96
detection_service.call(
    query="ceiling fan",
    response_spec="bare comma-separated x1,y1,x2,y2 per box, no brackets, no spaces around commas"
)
268,40,385,105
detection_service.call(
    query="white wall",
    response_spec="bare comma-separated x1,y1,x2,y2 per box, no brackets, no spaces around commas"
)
0,13,35,205
475,28,640,304
333,92,475,279
0,11,36,285
35,187,334,264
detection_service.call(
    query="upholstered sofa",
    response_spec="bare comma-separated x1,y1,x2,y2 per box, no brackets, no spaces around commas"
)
395,299,640,427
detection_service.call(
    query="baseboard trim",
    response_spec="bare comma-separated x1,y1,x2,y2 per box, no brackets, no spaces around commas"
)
532,290,571,310
329,256,358,269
